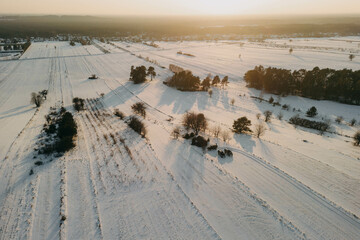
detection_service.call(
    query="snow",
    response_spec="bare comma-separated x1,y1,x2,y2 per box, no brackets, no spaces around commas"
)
0,37,360,239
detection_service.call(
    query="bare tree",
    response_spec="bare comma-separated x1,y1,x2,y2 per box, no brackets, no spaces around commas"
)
277,111,284,120
349,54,355,61
221,130,231,142
30,92,44,107
182,112,208,135
254,122,266,138
171,126,181,139
263,110,272,122
211,125,222,138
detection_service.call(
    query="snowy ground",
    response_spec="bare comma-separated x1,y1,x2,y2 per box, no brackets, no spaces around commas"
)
0,37,360,239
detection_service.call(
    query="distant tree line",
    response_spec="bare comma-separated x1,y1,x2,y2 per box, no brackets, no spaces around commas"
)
1,15,360,40
244,66,360,105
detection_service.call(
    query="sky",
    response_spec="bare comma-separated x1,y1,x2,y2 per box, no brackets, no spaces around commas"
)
1,0,360,16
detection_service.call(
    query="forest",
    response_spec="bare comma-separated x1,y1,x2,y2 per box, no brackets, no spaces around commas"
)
1,15,360,39
244,66,360,104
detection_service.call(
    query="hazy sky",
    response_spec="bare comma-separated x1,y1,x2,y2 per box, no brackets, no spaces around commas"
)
2,0,360,15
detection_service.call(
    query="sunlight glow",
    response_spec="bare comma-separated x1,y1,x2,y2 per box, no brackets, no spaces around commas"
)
1,0,360,15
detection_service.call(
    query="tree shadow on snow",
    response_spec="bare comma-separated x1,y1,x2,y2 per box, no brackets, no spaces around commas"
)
164,139,205,191
233,134,256,153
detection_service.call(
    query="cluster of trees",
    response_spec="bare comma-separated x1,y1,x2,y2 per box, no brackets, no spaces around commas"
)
130,65,156,84
244,66,360,104
40,108,77,154
289,115,330,134
166,71,229,92
202,75,228,91
166,71,201,91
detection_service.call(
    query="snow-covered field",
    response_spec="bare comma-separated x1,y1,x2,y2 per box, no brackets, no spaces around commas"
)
0,37,360,239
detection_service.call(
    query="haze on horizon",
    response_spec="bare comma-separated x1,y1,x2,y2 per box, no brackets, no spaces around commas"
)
2,0,360,16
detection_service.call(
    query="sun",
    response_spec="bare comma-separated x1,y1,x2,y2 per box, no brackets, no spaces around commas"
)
188,0,261,15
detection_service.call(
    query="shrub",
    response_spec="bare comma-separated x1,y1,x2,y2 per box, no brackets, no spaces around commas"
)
171,126,181,139
218,150,226,158
218,149,232,158
306,106,318,117
114,109,125,119
30,92,44,107
183,132,195,139
182,112,207,134
34,161,43,166
268,96,274,103
264,110,272,122
354,131,360,146
277,112,284,120
73,97,85,111
191,136,208,149
128,116,147,137
233,117,252,134
208,89,213,98
350,118,357,126
230,98,235,105
282,104,290,110
224,149,233,157
131,102,146,118
207,144,218,151
335,116,344,124
256,113,261,120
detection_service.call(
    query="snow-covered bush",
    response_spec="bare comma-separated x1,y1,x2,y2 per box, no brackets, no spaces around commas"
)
191,136,208,150
114,109,125,119
354,131,360,146
30,92,44,107
306,106,318,117
128,116,147,137
73,97,85,111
